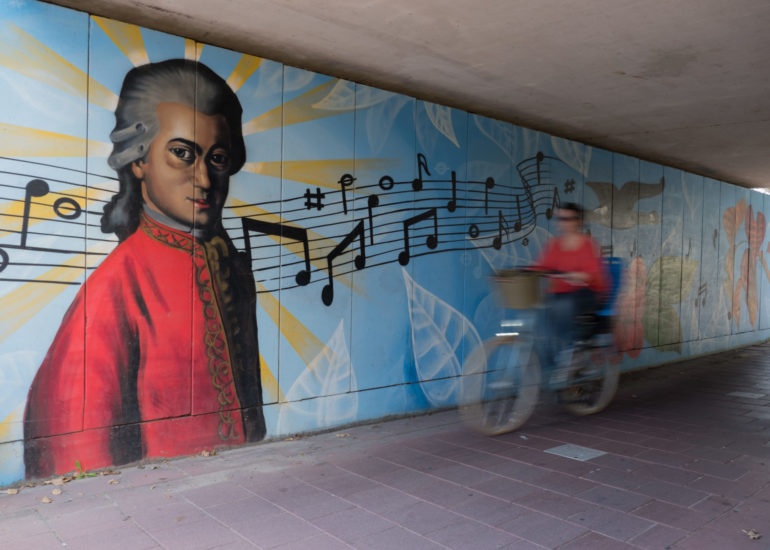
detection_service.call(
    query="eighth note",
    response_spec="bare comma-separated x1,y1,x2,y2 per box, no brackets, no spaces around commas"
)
304,188,326,211
20,178,83,249
241,217,311,286
545,187,560,220
493,210,510,250
322,220,366,306
398,208,439,266
412,153,430,191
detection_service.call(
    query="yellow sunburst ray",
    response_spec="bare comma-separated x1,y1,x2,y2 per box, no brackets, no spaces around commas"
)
243,158,400,190
259,354,284,403
92,16,150,67
184,39,204,61
0,404,24,443
0,251,103,345
257,282,324,371
226,54,262,92
228,199,358,292
0,22,118,112
243,79,352,135
0,185,113,240
0,123,112,158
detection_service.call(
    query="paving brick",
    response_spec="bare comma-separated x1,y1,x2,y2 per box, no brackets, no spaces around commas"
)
627,524,688,549
310,506,394,543
634,479,709,507
631,500,712,531
577,485,651,511
498,508,587,548
62,524,160,550
515,490,591,519
556,532,636,549
271,533,352,550
681,458,749,480
229,510,324,548
2,531,68,550
470,476,539,503
673,527,766,550
426,517,518,549
568,506,653,541
150,516,245,550
352,526,445,550
378,500,463,535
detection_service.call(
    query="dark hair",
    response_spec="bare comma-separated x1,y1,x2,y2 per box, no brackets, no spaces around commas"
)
560,202,583,219
101,59,245,240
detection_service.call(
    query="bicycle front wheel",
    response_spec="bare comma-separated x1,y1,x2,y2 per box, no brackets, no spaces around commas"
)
460,335,541,435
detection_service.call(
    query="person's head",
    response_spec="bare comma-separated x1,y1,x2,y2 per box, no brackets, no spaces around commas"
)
102,59,245,240
556,202,582,235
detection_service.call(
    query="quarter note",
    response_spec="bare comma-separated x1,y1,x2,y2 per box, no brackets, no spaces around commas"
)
484,177,495,214
21,179,50,249
398,208,439,266
447,171,457,213
367,194,379,245
322,220,366,306
514,195,522,232
241,217,311,286
412,153,430,191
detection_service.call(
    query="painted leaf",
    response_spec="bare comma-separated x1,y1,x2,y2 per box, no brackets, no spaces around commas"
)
472,115,514,161
365,94,410,153
403,268,482,406
275,319,357,433
423,103,459,147
642,256,697,350
312,80,391,110
551,137,592,177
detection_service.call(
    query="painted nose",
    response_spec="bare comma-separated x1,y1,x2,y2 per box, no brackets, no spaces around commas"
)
195,158,211,190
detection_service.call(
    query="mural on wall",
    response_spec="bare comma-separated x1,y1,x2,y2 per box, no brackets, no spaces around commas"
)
1,0,769,484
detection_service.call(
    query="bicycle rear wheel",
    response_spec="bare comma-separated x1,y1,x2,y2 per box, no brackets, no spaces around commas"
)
461,336,541,435
557,345,619,415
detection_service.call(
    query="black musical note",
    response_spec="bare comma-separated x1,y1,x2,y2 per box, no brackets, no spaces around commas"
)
20,178,83,249
241,217,311,286
304,188,326,211
21,179,50,248
468,224,480,239
0,248,8,273
564,178,576,194
535,151,544,186
695,282,707,307
322,220,366,306
367,194,379,245
545,187,560,220
379,175,394,191
398,208,439,266
412,153,430,191
447,171,457,213
484,177,495,214
514,195,522,232
493,210,510,250
338,174,355,214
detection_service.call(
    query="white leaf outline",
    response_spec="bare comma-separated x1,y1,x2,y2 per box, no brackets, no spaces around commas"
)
312,80,393,111
551,136,592,178
403,268,483,405
423,102,459,147
275,319,358,433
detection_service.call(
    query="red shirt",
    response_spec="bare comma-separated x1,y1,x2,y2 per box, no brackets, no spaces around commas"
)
533,235,607,294
24,214,264,477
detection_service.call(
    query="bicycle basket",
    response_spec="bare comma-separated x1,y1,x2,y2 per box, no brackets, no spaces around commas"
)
492,270,543,309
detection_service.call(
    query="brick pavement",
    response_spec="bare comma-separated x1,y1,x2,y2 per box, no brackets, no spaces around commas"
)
2,342,770,549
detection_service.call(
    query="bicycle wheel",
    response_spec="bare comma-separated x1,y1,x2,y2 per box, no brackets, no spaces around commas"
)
460,335,541,435
557,345,619,416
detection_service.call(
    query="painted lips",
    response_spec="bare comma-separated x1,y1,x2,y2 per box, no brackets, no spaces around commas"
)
190,198,210,209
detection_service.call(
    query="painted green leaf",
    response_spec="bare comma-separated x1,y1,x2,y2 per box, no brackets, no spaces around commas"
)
642,256,698,351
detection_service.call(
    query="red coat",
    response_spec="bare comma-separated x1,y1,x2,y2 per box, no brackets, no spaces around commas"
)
533,235,607,295
24,214,264,477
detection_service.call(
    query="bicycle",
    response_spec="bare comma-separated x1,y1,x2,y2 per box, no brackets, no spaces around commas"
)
460,259,622,436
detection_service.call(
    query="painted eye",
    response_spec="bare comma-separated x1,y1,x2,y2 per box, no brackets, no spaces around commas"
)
209,152,230,170
169,146,194,162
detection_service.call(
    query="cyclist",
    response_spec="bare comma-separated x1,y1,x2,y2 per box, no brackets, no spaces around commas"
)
530,202,608,380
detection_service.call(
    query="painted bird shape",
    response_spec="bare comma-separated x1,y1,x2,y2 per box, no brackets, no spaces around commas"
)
584,177,665,229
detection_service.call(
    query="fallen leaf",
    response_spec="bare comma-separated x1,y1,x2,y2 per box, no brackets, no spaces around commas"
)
108,480,120,485
335,433,350,438
51,489,62,496
742,529,761,540
41,496,52,503
6,488,18,495
200,450,217,457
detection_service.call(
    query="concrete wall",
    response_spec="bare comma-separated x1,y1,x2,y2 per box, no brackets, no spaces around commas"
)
1,1,768,484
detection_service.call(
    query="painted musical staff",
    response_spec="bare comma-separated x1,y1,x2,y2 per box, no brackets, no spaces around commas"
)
0,151,572,303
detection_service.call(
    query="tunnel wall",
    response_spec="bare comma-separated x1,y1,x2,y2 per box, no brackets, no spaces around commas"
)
1,1,768,483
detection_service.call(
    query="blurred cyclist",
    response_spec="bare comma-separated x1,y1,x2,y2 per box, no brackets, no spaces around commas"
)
530,202,607,376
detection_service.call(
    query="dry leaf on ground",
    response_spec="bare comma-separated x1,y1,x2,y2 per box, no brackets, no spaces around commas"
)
742,529,761,540
41,496,52,503
6,488,18,495
51,489,62,495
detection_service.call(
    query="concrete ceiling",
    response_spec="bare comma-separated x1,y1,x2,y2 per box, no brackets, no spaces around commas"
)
48,0,770,188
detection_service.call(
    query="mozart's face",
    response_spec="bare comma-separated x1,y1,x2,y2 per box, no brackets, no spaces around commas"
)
132,102,231,231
